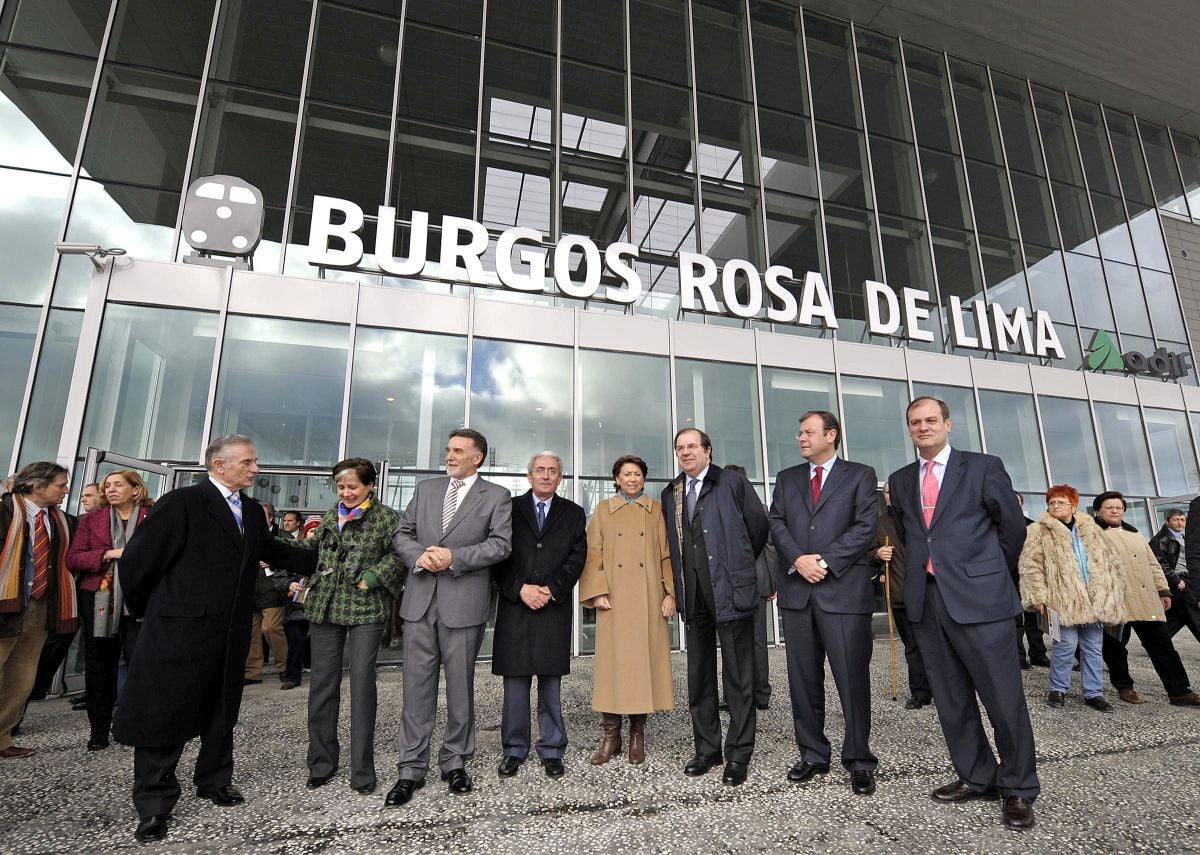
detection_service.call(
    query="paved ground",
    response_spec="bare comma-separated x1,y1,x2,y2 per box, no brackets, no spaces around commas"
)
4,633,1199,854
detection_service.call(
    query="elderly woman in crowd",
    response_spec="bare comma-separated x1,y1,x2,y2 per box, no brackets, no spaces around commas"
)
1018,484,1126,712
1093,492,1200,707
66,469,154,750
283,459,405,794
578,454,675,766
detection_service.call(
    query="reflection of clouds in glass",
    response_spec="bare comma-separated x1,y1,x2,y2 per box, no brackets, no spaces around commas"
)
0,89,73,173
353,329,466,390
66,179,174,258
0,167,71,304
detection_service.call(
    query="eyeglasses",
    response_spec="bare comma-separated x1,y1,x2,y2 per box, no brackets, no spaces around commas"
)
1046,499,1073,508
531,467,560,476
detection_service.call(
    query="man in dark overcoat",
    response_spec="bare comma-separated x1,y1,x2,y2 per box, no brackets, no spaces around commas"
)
113,435,316,843
491,451,587,779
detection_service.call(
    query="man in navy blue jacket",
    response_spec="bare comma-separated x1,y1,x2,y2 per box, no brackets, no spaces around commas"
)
887,397,1037,831
768,411,879,796
661,428,768,787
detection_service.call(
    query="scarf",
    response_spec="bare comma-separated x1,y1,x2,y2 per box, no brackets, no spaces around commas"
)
100,507,141,635
338,498,371,531
0,498,78,633
1062,517,1089,584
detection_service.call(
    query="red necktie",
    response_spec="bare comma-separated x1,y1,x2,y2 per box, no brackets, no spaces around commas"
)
31,509,50,599
922,460,938,575
811,465,822,506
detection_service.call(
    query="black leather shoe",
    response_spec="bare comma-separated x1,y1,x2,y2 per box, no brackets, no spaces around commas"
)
306,774,333,789
71,700,89,711
384,778,423,807
904,695,932,710
497,756,523,778
756,703,770,711
196,785,244,806
442,768,473,794
86,736,109,751
721,761,748,786
1046,691,1065,708
1030,656,1051,668
787,760,829,784
1019,658,1033,671
354,782,376,795
280,680,300,691
242,678,262,686
134,814,168,842
542,757,565,778
683,754,721,777
850,770,876,796
931,779,998,803
1002,796,1036,830
1084,696,1113,712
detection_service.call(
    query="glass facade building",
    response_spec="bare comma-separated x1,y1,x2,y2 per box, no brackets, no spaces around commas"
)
6,0,1200,654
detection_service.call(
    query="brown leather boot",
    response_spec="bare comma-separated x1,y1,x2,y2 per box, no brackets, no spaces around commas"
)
590,713,623,765
627,714,646,764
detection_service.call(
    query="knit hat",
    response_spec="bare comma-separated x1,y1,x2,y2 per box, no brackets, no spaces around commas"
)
302,518,321,538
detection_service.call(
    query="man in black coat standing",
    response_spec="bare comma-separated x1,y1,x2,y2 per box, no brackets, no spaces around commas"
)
661,428,769,787
769,411,879,796
491,451,587,779
113,435,316,843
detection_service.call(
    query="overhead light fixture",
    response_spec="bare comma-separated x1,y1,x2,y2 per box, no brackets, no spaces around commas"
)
54,241,127,271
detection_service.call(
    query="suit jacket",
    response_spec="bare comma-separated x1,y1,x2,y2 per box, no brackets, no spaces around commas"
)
392,474,512,629
661,465,769,623
888,448,1026,625
768,458,879,614
0,496,74,637
491,491,588,676
112,479,316,747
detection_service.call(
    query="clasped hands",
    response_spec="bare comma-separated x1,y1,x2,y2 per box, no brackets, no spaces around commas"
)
416,545,453,572
521,583,552,610
793,553,827,584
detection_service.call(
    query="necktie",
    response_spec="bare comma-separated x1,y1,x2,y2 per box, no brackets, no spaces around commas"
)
536,501,547,532
685,478,698,524
30,509,49,600
811,465,823,506
922,460,938,574
442,479,463,534
228,493,244,533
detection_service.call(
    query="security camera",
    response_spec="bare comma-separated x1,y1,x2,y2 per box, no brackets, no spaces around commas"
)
54,241,127,271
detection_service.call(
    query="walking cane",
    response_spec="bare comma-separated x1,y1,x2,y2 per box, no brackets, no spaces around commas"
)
883,536,898,702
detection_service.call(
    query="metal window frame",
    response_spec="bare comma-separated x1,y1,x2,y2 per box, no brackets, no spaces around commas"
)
275,0,321,275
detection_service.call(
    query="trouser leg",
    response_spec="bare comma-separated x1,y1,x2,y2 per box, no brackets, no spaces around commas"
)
283,621,308,682
815,607,875,771
435,620,484,775
1023,612,1048,661
717,615,756,764
28,627,76,701
347,622,383,788
0,600,48,750
1131,620,1193,697
753,598,771,707
396,610,440,782
244,610,265,680
893,607,931,699
534,675,566,760
1049,625,1080,694
1077,625,1104,698
306,621,346,778
501,676,532,760
780,605,830,767
133,743,185,819
683,603,721,761
1101,625,1134,690
193,701,235,793
261,607,288,673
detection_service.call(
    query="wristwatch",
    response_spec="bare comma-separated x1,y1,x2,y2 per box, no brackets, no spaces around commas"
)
817,558,828,570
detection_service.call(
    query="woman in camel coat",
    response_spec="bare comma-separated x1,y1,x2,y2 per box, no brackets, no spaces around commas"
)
579,454,675,766
1018,484,1127,712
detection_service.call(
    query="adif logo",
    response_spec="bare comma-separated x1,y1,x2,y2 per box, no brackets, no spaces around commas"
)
1085,330,1192,380
182,175,264,258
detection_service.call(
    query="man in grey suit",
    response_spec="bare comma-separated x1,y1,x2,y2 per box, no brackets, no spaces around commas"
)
386,428,512,807
887,397,1036,831
768,411,879,796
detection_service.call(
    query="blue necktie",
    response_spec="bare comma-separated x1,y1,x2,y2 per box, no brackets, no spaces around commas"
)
536,501,547,532
228,493,244,533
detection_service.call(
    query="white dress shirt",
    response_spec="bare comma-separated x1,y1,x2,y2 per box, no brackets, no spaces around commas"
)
809,454,838,491
22,496,54,544
686,465,711,498
917,444,953,501
208,476,243,526
443,472,479,517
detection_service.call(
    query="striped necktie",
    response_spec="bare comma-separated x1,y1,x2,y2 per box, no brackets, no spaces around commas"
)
442,479,463,534
685,478,699,524
30,510,50,600
228,492,244,533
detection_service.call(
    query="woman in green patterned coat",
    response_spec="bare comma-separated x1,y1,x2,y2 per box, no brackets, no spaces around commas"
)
284,458,405,795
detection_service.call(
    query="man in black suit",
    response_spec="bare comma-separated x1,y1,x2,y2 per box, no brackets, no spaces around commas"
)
768,411,879,796
491,451,587,779
887,397,1037,831
661,428,769,787
113,435,316,843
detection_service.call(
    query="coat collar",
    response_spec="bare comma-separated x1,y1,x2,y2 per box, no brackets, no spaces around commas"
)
802,458,847,514
604,492,654,514
200,477,245,548
516,490,563,535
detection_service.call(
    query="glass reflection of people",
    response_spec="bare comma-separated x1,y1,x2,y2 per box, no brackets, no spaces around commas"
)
578,455,675,767
66,470,154,750
283,459,405,794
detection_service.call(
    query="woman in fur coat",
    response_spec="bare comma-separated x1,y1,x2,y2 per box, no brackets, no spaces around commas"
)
1018,484,1127,711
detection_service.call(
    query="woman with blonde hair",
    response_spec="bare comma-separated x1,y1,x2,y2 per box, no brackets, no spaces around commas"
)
578,454,676,765
66,469,154,750
1018,484,1126,712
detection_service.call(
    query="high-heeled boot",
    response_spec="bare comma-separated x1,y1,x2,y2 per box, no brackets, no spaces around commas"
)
627,714,646,764
590,713,623,765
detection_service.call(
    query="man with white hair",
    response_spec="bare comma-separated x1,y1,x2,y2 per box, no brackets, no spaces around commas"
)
113,435,315,842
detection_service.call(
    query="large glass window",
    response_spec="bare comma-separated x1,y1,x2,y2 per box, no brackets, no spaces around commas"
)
1171,131,1200,221
0,305,40,463
1036,397,1103,493
580,350,672,478
307,3,401,114
346,329,466,468
0,168,71,306
1032,85,1084,187
911,383,982,452
1104,108,1153,207
469,339,572,473
1143,408,1200,497
691,0,752,102
396,25,480,132
749,1,806,116
1,0,111,57
992,71,1043,176
977,389,1046,491
629,0,689,85
0,47,94,175
675,359,762,480
562,0,623,69
762,367,837,476
17,309,83,467
804,13,858,129
1138,120,1189,217
211,317,349,466
79,305,218,461
1069,97,1120,197
1093,402,1156,496
292,103,389,215
1142,269,1187,342
904,43,956,153
1064,252,1113,330
856,30,910,142
209,0,312,95
949,59,1001,164
840,375,909,479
